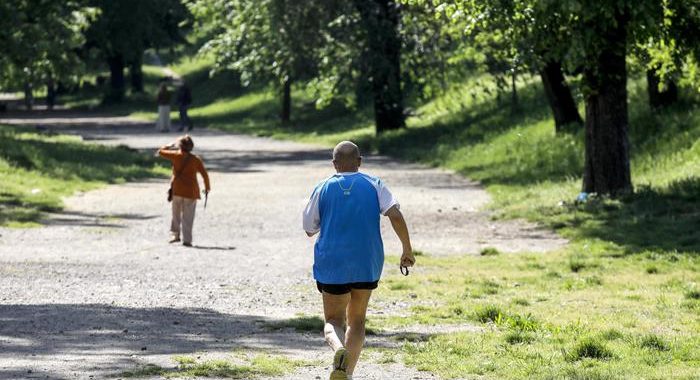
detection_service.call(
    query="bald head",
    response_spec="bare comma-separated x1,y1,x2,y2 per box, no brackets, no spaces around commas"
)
332,141,361,172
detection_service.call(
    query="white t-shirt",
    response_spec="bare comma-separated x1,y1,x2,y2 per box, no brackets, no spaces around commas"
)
303,172,399,234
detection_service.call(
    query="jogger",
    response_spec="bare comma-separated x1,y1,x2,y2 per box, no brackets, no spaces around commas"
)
303,141,415,379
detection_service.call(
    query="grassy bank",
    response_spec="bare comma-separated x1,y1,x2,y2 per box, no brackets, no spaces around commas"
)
0,127,167,227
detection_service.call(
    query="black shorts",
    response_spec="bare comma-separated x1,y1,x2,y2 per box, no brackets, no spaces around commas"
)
316,281,379,295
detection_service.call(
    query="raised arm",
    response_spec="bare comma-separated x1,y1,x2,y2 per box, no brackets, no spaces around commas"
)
156,142,179,158
385,205,415,268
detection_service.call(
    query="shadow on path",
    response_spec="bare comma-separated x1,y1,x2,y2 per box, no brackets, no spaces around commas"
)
0,303,329,378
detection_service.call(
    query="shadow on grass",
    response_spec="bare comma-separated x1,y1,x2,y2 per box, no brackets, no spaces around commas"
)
0,133,163,183
0,128,166,226
566,178,700,255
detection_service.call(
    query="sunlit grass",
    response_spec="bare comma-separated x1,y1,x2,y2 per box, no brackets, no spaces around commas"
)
369,249,700,379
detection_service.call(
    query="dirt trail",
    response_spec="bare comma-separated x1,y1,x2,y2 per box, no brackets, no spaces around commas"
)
0,115,565,379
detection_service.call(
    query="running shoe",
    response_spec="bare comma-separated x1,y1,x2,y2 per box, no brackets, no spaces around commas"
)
329,348,348,380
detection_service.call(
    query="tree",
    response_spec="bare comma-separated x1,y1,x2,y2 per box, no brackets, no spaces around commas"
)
0,0,93,109
353,0,406,132
86,0,188,101
189,0,329,124
637,0,700,109
427,0,582,131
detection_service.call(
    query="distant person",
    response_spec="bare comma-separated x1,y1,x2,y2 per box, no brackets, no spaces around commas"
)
156,83,172,132
176,82,193,132
302,141,415,380
157,135,211,247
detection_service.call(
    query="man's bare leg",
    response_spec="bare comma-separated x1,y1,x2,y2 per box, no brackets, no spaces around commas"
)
344,289,372,376
322,292,351,352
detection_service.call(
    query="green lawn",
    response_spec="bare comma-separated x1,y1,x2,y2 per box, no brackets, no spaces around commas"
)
0,126,167,227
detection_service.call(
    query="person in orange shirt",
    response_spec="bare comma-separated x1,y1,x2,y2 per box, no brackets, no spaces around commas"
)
157,135,211,247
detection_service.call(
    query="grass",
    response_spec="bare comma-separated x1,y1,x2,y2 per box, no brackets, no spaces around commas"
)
369,250,700,379
120,352,311,379
0,126,167,226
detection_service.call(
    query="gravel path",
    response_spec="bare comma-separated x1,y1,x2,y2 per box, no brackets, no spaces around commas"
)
0,115,565,380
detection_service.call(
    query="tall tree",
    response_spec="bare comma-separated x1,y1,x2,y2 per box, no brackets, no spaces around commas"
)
353,0,406,132
189,0,328,124
86,0,188,101
430,0,583,131
0,0,93,109
579,7,632,195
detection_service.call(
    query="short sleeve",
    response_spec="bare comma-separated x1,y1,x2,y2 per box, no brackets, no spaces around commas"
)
377,179,399,215
302,185,322,234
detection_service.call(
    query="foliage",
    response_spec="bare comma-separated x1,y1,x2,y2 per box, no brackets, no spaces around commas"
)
86,0,189,62
187,0,333,98
0,0,95,92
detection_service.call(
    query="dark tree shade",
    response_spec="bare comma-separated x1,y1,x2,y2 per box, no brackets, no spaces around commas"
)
540,60,582,132
354,0,405,133
107,55,126,102
646,69,678,109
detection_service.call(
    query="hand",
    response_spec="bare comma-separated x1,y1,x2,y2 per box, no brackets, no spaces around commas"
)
203,189,210,195
400,248,415,268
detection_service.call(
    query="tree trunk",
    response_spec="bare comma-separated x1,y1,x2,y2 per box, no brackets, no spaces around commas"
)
130,52,144,93
646,69,678,109
511,69,518,113
281,77,291,125
46,76,56,110
107,54,125,102
540,60,582,132
582,11,632,196
24,81,33,111
354,0,405,133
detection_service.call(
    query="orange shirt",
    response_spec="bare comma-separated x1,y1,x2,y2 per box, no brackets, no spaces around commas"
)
159,149,210,200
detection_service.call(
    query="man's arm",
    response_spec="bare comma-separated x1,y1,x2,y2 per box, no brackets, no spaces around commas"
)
385,205,415,268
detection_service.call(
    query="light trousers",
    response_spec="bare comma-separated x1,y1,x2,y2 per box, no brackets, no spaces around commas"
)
170,196,196,243
156,105,171,131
